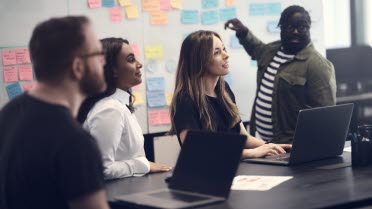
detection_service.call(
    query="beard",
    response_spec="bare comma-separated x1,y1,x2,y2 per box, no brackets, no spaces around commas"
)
281,32,311,54
79,62,107,96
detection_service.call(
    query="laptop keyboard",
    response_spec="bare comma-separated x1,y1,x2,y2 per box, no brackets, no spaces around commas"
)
265,153,290,161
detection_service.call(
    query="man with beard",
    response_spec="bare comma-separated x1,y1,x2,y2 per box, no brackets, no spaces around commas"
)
224,5,336,144
0,16,109,209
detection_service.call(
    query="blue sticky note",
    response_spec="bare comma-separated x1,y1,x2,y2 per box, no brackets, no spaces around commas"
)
267,21,280,33
102,0,115,8
230,35,243,49
6,82,23,99
181,10,199,24
267,3,281,15
251,60,257,67
224,74,233,86
220,7,237,22
147,92,166,107
201,10,219,25
249,3,265,16
147,77,165,91
202,0,218,9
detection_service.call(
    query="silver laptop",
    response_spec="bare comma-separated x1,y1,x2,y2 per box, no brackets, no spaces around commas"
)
114,130,246,209
244,103,354,165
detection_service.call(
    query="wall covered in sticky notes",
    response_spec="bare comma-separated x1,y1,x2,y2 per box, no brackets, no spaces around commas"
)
0,0,326,134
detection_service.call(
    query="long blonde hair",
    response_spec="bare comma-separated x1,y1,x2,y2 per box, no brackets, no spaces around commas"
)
169,30,240,134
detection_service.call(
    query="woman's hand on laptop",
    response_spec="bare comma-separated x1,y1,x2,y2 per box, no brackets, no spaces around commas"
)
242,144,288,158
149,162,172,173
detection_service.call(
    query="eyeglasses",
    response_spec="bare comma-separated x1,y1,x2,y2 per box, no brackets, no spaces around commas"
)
281,24,310,33
79,51,105,59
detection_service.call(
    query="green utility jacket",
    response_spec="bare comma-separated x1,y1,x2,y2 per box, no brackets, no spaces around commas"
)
238,30,337,144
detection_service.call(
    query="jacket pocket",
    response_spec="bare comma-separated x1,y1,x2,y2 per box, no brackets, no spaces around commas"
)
278,73,306,86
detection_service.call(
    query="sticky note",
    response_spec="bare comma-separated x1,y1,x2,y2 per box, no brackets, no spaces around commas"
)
267,3,281,15
249,3,265,16
6,82,23,99
224,73,233,86
267,21,280,33
181,10,199,24
3,66,18,83
202,0,218,9
220,7,236,22
251,60,257,67
147,92,166,107
110,8,123,22
142,0,160,12
132,84,141,90
165,92,173,106
146,60,158,73
159,109,171,124
2,49,16,66
201,10,219,25
125,5,139,18
150,11,168,25
132,91,144,105
118,0,131,6
144,44,163,59
18,65,34,81
15,48,31,64
170,0,182,9
23,82,35,92
160,0,171,10
230,35,243,49
88,0,101,8
225,0,235,6
102,0,115,7
148,109,170,125
130,44,140,56
147,77,165,91
165,59,177,73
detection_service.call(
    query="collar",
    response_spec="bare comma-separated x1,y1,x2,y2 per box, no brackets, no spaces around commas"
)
111,88,130,106
293,42,315,61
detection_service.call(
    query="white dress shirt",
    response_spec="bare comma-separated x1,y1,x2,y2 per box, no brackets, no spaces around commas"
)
84,88,150,179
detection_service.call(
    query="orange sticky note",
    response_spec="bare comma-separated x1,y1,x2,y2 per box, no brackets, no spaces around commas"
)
19,65,34,81
110,8,123,22
170,0,182,9
130,44,140,57
125,5,139,18
118,0,131,6
142,0,160,12
88,0,101,8
16,48,31,64
2,49,16,66
150,11,168,25
3,66,18,83
23,82,36,91
225,0,235,6
160,0,171,10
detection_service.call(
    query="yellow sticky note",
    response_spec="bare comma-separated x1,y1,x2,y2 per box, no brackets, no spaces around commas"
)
165,92,173,106
132,91,144,105
170,0,182,9
225,0,235,6
118,0,131,6
150,11,168,25
144,44,163,59
125,5,139,18
142,0,160,12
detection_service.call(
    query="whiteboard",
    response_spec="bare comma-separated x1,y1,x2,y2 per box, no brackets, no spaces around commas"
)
0,0,326,134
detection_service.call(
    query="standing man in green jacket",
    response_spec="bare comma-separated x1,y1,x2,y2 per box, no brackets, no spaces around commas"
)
224,5,336,144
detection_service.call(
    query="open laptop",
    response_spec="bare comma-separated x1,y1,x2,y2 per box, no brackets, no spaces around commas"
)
114,130,246,209
244,103,354,166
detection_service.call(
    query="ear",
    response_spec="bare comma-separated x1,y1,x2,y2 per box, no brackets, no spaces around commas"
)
71,57,85,81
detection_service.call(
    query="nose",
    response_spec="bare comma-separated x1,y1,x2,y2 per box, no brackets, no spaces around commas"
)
137,61,143,69
223,50,229,60
292,28,299,34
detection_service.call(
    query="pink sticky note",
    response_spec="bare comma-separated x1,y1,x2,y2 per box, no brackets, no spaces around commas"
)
149,111,161,125
2,49,16,66
130,44,140,57
160,0,171,10
88,0,101,8
23,82,36,91
3,66,18,83
19,65,34,81
159,109,170,124
110,8,123,22
16,48,31,64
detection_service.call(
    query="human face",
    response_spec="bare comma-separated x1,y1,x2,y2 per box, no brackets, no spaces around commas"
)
280,12,311,54
79,24,107,96
205,35,229,78
115,43,143,91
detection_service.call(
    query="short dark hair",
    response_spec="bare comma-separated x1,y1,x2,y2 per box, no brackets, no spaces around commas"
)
29,16,90,83
278,5,311,27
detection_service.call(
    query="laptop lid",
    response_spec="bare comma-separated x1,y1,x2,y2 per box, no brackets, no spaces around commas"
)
169,130,246,198
288,103,354,165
